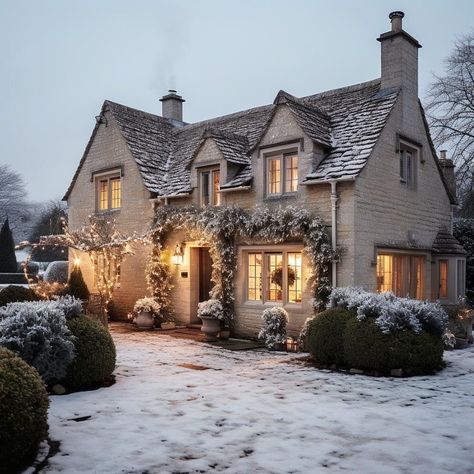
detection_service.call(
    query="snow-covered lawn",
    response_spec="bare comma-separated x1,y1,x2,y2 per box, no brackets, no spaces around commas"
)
43,330,474,474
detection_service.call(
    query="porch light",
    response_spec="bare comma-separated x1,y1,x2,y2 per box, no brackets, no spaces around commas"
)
73,257,81,267
172,244,184,265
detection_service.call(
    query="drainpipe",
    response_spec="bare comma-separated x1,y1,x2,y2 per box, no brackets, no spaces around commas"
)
330,181,338,288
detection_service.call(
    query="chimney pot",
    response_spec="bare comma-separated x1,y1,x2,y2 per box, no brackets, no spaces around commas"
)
160,90,185,122
389,11,404,32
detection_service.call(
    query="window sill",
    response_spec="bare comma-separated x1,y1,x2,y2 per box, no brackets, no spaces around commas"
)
94,208,121,215
242,300,303,311
264,192,298,201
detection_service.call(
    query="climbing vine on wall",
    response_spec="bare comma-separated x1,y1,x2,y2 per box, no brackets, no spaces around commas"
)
149,205,334,325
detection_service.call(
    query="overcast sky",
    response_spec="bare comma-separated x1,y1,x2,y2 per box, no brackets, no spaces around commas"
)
1,0,473,203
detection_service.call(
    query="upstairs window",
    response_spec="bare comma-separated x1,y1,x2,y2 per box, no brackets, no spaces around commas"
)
96,173,121,211
399,148,416,187
200,168,220,206
266,153,298,196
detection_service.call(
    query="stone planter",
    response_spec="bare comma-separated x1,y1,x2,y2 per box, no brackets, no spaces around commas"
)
136,311,154,330
219,328,231,340
161,321,176,330
200,317,220,341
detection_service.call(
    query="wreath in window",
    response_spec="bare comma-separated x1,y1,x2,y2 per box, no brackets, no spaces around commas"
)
270,266,296,289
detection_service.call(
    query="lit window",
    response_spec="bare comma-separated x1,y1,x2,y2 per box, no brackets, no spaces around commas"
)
266,153,298,196
96,173,121,211
439,260,448,299
246,250,302,304
376,253,425,299
200,169,220,206
400,149,416,187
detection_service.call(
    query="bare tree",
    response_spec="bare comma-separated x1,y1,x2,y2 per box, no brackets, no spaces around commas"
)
426,32,474,203
0,164,30,236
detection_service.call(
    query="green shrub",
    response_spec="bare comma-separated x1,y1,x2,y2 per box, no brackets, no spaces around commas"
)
343,318,444,374
306,308,354,366
62,316,116,390
0,347,49,473
67,266,90,301
0,285,41,307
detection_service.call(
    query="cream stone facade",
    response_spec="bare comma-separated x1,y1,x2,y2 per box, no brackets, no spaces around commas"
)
65,12,466,338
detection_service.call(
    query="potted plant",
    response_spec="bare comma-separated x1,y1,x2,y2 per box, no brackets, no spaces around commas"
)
133,297,161,330
258,306,289,351
197,299,224,341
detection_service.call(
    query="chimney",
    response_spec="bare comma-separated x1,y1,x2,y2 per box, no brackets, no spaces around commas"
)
439,150,457,200
160,89,185,122
377,12,422,98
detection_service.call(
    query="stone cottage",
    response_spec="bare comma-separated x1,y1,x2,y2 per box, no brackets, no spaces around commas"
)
64,11,466,337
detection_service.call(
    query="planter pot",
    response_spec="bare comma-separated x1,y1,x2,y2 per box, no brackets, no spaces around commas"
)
136,311,154,330
273,342,287,352
161,321,176,330
219,329,231,340
201,318,220,341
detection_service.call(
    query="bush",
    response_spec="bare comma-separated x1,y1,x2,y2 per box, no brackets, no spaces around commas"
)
0,219,17,273
0,299,77,384
258,307,289,349
306,308,354,366
0,285,41,307
62,316,116,390
0,347,49,473
44,261,68,283
67,266,90,301
343,318,443,374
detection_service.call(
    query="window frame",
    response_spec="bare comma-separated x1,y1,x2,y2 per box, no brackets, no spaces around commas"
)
264,150,299,197
94,170,122,212
242,245,304,306
199,167,221,207
399,142,418,188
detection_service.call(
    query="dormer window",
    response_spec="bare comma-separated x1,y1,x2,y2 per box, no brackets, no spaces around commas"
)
266,153,298,196
200,168,220,206
94,170,122,212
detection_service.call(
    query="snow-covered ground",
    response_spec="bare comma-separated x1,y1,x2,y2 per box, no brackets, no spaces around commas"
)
43,330,474,474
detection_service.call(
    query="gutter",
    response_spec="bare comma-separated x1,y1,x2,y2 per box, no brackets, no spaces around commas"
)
330,181,338,288
219,185,252,193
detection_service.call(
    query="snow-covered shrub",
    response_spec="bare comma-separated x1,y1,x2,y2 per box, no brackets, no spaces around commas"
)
133,297,161,315
297,315,316,352
306,308,354,365
197,298,224,320
442,328,457,350
44,261,68,283
258,307,289,350
329,287,447,336
0,347,49,473
0,299,76,384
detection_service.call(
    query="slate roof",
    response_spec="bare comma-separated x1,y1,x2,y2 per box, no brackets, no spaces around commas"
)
432,228,467,255
64,78,405,199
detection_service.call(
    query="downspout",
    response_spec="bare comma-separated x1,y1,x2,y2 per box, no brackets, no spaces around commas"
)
330,181,338,288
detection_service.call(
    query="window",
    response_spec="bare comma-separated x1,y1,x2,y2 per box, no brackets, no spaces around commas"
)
439,260,448,299
246,250,302,304
376,253,425,299
400,148,416,187
200,169,220,206
96,173,121,211
266,153,298,196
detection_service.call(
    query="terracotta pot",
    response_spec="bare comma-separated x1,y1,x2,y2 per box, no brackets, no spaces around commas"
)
161,321,176,330
136,311,154,330
201,318,220,341
219,329,231,340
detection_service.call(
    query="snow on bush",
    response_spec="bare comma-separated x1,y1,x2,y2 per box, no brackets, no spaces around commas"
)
0,298,77,384
442,328,457,350
133,297,161,315
197,299,224,320
44,261,68,283
259,307,289,349
298,315,315,352
329,287,447,336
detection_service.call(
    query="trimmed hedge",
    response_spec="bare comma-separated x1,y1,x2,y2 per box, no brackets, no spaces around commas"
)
343,318,444,374
0,285,41,307
306,308,354,366
62,316,116,390
0,347,49,473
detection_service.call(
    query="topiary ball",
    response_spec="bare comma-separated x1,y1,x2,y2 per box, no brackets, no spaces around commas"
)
0,347,49,473
0,285,41,307
306,308,354,366
62,316,116,390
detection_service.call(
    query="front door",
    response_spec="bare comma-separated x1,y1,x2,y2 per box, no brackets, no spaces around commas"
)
199,247,213,303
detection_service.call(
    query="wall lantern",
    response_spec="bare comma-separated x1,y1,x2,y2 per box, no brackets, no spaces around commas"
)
172,244,184,265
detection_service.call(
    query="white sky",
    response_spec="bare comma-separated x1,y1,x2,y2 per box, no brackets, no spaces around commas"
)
1,0,473,202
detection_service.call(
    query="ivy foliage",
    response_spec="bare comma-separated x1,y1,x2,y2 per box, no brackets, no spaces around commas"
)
150,205,333,324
